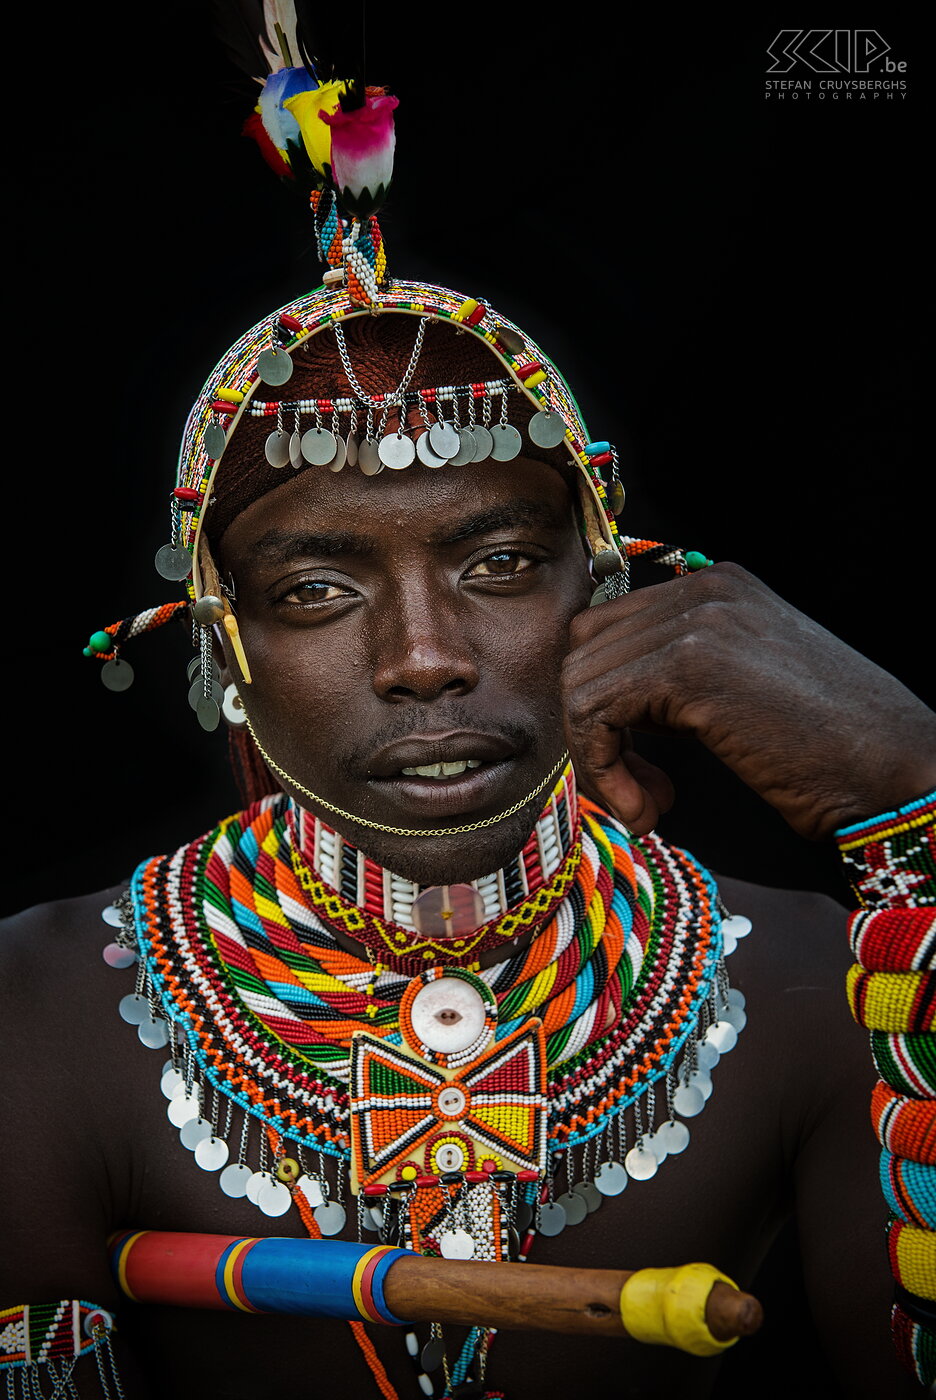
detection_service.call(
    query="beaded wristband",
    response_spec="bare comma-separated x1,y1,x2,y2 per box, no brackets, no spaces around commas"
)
871,1080,936,1165
836,789,936,910
886,1218,936,1302
848,907,936,973
891,1291,936,1388
871,1031,936,1099
880,1150,936,1230
846,965,936,1034
0,1301,115,1369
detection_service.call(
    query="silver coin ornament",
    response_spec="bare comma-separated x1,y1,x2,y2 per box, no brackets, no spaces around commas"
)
379,432,416,469
706,1020,738,1055
594,1161,629,1197
536,1201,567,1236
179,1116,212,1151
469,425,494,462
103,942,136,969
101,904,125,929
489,423,523,461
607,479,626,517
687,1069,713,1101
358,438,383,475
138,1016,169,1049
672,1082,705,1118
624,1145,659,1181
420,1337,446,1372
345,434,359,467
314,1201,347,1236
196,696,221,733
219,1163,253,1199
204,420,228,459
258,1178,293,1218
167,1091,201,1129
724,1003,747,1032
257,347,294,386
439,1228,475,1259
416,432,447,468
724,915,752,940
528,410,567,449
696,1040,721,1071
429,422,460,459
572,1181,603,1214
555,1190,588,1226
448,428,478,466
265,429,291,468
301,427,338,465
328,435,347,472
160,1067,184,1100
289,431,304,467
296,1174,325,1208
155,543,193,581
654,1120,690,1156
194,1136,230,1172
246,1171,273,1206
119,993,149,1026
192,595,225,625
101,658,135,692
188,677,224,711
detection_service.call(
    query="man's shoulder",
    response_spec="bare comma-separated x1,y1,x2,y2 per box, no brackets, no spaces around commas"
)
0,885,133,1015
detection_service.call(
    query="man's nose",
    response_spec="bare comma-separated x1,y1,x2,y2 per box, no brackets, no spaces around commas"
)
371,588,480,703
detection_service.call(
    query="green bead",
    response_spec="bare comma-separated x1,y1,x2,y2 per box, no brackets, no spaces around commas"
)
88,630,112,653
82,646,92,657
685,551,712,572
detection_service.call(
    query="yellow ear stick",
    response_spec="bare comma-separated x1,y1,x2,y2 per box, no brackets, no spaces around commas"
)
619,1263,743,1356
223,613,252,685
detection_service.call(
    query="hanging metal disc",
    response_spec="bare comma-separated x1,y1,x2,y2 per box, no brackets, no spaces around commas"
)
420,1337,446,1372
358,438,383,475
194,1136,230,1172
379,433,416,469
328,435,348,472
179,1116,212,1151
571,1181,603,1213
555,1191,587,1226
218,1163,252,1199
429,422,460,459
154,544,193,581
536,1201,567,1237
594,1161,628,1197
654,1120,690,1156
439,1228,475,1259
289,431,303,467
257,348,294,386
416,432,447,468
196,696,221,732
301,427,338,465
188,678,223,711
469,425,494,462
204,421,228,459
265,429,291,468
448,428,478,466
489,424,523,461
258,1178,293,1217
138,1016,169,1049
528,410,567,449
314,1201,347,1236
345,434,359,467
624,1145,659,1181
608,479,626,516
101,659,134,692
118,993,148,1026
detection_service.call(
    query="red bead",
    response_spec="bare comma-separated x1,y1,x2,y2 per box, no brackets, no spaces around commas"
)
588,451,613,469
279,314,303,332
209,400,238,416
173,487,201,502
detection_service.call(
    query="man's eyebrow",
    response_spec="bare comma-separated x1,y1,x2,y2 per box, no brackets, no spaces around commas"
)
248,528,376,563
433,500,569,545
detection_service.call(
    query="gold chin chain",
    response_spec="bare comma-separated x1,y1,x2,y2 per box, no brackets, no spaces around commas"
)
243,715,570,838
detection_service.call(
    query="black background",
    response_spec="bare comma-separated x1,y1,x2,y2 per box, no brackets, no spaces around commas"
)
8,6,926,917
5,8,929,1394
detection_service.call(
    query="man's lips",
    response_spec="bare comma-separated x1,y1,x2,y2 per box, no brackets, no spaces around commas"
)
366,732,516,780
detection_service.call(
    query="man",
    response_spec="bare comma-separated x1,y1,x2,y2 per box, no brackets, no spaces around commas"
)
2,28,933,1400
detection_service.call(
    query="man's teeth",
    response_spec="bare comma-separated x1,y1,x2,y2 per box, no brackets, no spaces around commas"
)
400,759,484,779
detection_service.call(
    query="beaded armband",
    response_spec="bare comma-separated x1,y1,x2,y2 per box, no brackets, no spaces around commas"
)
0,1301,122,1395
836,790,936,1387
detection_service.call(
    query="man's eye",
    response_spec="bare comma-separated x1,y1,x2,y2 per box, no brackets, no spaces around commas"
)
468,552,533,577
279,581,349,604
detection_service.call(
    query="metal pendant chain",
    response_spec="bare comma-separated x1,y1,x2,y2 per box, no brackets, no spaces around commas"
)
332,316,428,409
244,713,569,837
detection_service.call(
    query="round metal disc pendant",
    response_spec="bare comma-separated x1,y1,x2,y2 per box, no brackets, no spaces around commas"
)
655,1120,690,1156
246,1171,272,1206
420,1337,446,1372
265,429,291,468
594,1161,629,1197
624,1145,659,1181
696,1040,720,1071
188,678,223,711
448,428,478,466
119,993,149,1026
556,1191,588,1226
167,1091,201,1129
219,1163,252,1199
314,1201,347,1236
194,1136,229,1172
358,438,383,475
528,410,567,449
439,1228,475,1259
608,479,626,517
379,433,416,469
257,348,293,386
572,1181,603,1213
688,1069,713,1101
179,1116,212,1151
103,942,136,969
328,435,347,472
155,543,193,581
536,1201,567,1237
489,424,523,461
204,421,227,459
138,1016,169,1049
101,903,124,928
258,1178,293,1217
416,432,447,468
706,1020,739,1054
301,427,338,465
724,914,752,940
673,1083,705,1118
160,1066,184,1100
296,1174,324,1208
196,697,221,732
345,434,359,467
429,422,460,459
469,425,494,462
289,431,303,467
725,1004,747,1032
101,659,135,692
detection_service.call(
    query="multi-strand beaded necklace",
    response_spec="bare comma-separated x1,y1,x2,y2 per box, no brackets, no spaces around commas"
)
109,782,751,1397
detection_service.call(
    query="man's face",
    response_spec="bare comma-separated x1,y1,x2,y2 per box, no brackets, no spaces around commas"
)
217,455,592,885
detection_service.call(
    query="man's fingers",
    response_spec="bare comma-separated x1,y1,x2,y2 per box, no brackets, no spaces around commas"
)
566,715,673,834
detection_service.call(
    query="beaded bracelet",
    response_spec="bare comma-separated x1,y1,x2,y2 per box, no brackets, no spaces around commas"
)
879,1149,936,1230
871,1080,936,1165
848,907,936,973
846,965,936,1034
0,1300,115,1370
886,1218,936,1302
836,789,936,910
